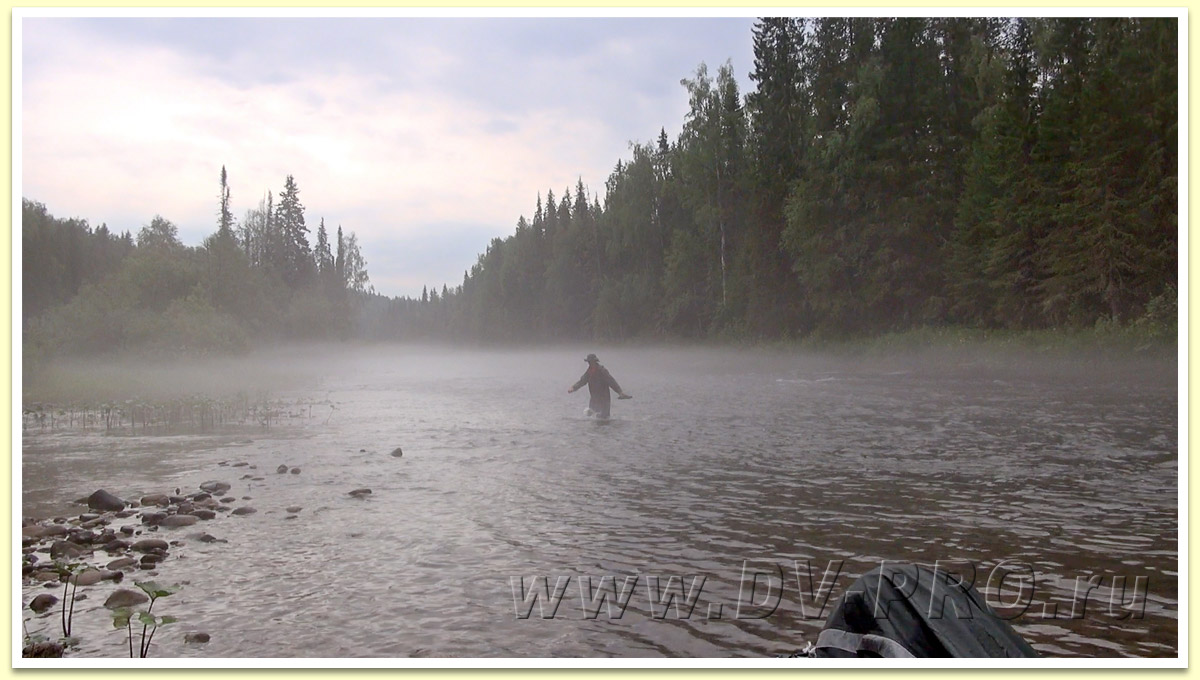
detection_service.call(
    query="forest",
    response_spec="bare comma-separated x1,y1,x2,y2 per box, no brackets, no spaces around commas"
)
23,17,1178,365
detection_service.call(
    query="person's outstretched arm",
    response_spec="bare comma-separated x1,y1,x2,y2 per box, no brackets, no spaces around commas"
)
606,369,629,397
568,372,589,393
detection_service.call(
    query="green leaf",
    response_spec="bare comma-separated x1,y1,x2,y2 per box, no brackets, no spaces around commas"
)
111,608,132,628
137,612,157,627
158,616,177,625
134,580,160,596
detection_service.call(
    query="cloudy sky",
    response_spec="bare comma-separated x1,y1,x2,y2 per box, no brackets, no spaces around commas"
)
19,12,758,298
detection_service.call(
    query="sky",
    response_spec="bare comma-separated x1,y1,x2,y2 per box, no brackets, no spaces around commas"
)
19,12,758,298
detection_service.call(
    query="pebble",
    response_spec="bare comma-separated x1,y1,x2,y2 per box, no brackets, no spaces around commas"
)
391,447,404,457
348,488,372,498
184,632,211,644
290,467,301,475
285,506,302,513
277,465,289,474
231,507,257,516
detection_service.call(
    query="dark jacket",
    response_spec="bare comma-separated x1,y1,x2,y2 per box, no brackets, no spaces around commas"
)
573,363,623,409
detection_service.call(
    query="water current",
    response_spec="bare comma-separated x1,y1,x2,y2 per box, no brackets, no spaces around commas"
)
20,346,1179,658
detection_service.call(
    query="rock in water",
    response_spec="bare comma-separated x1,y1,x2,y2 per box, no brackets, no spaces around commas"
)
22,642,64,658
50,540,89,560
87,489,126,512
391,447,404,457
348,488,372,498
199,481,232,494
131,538,169,553
140,494,170,507
70,569,111,586
276,464,289,474
104,588,149,609
29,593,58,613
106,557,138,570
285,506,302,513
290,467,301,475
231,507,257,516
184,632,211,644
159,515,198,528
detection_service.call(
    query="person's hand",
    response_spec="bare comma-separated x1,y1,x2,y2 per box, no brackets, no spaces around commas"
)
567,386,576,393
618,393,632,400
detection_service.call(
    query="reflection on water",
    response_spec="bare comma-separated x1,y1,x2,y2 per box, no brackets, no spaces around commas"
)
21,347,1178,658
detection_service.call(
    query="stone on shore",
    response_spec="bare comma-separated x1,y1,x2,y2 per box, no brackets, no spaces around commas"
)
276,464,289,474
391,447,404,457
87,489,126,512
349,488,372,498
231,507,257,516
184,632,211,644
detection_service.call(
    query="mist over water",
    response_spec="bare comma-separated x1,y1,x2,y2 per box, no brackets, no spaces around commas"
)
21,344,1178,658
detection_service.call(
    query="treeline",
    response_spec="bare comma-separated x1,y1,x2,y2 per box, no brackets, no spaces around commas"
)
24,169,371,363
383,17,1176,342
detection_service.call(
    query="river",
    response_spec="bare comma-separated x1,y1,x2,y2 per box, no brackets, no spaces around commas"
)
20,345,1180,659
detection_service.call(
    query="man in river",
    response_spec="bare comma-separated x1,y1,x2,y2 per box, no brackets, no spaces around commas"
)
568,353,631,419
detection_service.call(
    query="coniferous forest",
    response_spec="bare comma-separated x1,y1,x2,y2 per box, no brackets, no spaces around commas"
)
23,18,1178,364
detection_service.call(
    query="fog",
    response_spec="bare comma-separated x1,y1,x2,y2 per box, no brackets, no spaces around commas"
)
20,342,1179,657
22,341,1177,407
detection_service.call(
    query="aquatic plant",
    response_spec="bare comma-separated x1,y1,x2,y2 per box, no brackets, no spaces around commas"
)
111,581,180,658
53,561,85,641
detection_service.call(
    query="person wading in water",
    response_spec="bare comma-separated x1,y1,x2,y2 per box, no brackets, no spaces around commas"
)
568,353,632,419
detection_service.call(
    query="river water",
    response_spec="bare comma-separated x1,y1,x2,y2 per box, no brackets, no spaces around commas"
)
19,345,1180,659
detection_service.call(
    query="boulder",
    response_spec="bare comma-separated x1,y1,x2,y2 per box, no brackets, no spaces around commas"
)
199,481,231,494
141,512,166,525
101,539,131,553
131,538,169,553
159,515,198,528
49,540,89,560
103,588,149,609
23,524,69,539
70,568,116,586
29,593,58,613
87,489,126,512
106,557,138,571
